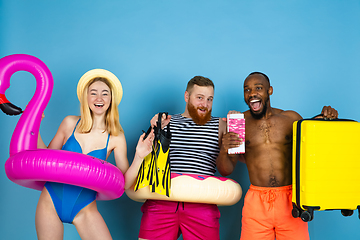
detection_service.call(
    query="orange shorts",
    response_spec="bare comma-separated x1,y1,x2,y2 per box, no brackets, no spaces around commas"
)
240,185,309,240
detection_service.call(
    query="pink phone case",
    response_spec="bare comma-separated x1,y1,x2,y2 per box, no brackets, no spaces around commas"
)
227,113,245,154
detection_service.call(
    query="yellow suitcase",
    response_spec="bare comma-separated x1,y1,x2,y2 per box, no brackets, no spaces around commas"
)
292,118,360,222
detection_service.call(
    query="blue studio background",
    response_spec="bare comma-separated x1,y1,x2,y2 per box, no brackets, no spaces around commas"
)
1,1,359,239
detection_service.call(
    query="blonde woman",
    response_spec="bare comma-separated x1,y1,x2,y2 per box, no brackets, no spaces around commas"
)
36,69,153,240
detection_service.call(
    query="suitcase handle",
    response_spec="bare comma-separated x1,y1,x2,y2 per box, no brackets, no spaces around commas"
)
310,114,356,122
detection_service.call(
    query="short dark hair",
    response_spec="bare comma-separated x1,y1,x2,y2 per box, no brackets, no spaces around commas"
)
186,76,214,93
247,72,270,84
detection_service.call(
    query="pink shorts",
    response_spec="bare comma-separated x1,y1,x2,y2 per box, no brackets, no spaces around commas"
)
240,185,309,240
139,200,220,240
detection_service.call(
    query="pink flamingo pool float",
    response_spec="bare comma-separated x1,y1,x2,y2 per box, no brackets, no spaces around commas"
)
0,54,124,200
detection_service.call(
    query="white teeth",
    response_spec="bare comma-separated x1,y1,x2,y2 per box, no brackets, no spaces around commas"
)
250,99,260,103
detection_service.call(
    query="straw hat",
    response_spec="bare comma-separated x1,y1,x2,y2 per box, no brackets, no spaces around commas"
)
77,69,123,106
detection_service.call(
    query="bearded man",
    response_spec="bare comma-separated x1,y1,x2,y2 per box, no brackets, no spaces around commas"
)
138,76,227,240
217,72,338,240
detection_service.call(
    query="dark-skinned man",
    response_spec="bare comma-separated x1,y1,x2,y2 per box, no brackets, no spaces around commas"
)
217,72,338,240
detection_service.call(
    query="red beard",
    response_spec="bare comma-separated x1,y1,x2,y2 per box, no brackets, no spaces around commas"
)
187,101,212,125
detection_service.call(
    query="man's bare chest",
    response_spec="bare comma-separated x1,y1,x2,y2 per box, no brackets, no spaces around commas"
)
245,119,292,146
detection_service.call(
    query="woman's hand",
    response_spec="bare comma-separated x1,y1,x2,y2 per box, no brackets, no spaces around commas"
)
135,129,154,160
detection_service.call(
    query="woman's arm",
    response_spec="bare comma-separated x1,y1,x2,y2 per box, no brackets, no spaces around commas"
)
38,115,78,150
112,132,129,175
125,131,154,189
113,130,154,190
37,132,47,149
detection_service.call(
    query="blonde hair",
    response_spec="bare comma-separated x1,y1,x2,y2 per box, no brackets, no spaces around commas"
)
77,77,123,135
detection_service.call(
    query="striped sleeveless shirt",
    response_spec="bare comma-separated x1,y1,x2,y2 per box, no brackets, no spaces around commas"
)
169,114,220,176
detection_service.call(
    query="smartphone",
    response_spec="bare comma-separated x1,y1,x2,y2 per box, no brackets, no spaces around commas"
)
227,113,245,154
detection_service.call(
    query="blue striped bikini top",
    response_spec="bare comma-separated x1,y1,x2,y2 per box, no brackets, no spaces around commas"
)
61,119,110,161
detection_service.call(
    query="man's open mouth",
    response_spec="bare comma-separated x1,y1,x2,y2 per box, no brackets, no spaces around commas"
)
249,99,262,112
